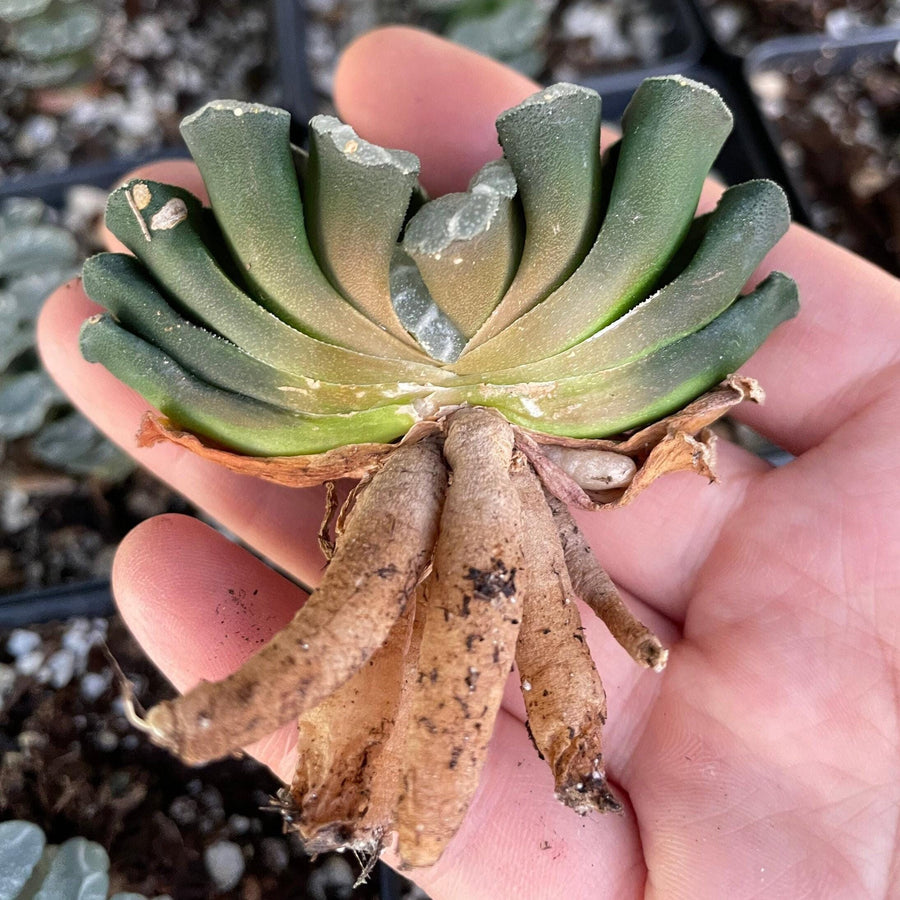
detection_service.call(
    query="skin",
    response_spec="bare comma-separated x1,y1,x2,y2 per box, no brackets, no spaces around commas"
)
36,26,900,900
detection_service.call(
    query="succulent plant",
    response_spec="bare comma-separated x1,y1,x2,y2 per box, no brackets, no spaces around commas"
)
0,0,103,91
418,0,554,76
0,196,133,480
0,820,168,900
79,78,798,868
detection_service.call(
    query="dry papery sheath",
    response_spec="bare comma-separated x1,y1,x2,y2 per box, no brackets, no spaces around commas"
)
80,77,798,870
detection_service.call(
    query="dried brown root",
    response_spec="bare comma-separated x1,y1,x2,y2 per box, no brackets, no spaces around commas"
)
548,494,668,671
512,463,621,815
396,407,525,868
138,436,448,764
282,598,416,860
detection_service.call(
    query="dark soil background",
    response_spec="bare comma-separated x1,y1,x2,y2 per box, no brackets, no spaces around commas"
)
1,616,418,899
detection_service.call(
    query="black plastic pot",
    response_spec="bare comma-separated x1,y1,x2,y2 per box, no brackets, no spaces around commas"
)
745,27,900,268
568,0,706,94
274,0,705,121
274,0,317,139
0,579,114,628
0,146,190,205
690,0,896,61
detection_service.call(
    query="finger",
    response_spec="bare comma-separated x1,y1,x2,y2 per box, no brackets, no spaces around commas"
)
36,280,331,589
101,159,208,254
334,26,537,196
112,513,305,783
115,516,647,897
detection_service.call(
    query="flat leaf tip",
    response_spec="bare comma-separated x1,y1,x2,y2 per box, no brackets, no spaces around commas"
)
310,114,420,175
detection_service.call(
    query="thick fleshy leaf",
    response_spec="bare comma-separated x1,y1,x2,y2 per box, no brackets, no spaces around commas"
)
0,370,65,439
0,223,79,279
403,158,520,338
180,102,425,358
80,316,420,456
466,83,603,347
8,3,101,60
0,820,45,900
31,411,135,480
458,179,790,384
83,253,441,414
103,181,444,384
469,272,798,436
457,76,733,372
304,115,424,345
32,837,108,900
445,0,551,65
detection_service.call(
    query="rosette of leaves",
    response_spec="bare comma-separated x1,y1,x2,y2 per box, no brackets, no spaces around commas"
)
415,0,554,76
0,820,166,900
79,78,798,868
0,197,132,479
0,0,103,91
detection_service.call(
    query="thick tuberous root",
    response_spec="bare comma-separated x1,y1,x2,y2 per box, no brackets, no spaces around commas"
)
134,405,676,870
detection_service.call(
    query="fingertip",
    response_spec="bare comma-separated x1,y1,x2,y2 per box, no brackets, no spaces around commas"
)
112,514,307,693
335,26,537,195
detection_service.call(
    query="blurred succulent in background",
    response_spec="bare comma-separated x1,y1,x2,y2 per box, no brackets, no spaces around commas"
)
0,196,133,480
79,78,797,868
0,820,168,900
0,0,103,91
417,0,555,76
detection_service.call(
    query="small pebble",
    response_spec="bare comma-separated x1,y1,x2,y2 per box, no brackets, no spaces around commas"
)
80,670,112,702
95,727,119,752
0,663,16,703
228,813,252,836
37,647,77,688
169,795,199,827
306,855,355,900
15,649,45,677
6,628,41,658
259,837,289,874
204,840,246,893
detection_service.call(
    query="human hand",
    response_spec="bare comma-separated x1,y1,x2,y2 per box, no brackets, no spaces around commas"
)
38,27,900,899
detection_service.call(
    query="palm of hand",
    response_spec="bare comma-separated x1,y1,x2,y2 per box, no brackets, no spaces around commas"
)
626,442,898,898
37,27,899,900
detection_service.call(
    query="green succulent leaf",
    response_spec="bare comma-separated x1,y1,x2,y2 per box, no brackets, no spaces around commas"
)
179,101,426,360
445,0,552,69
7,2,101,61
31,411,135,480
83,252,438,415
0,370,65,439
80,316,420,456
471,272,798,436
304,115,426,346
467,82,603,347
403,158,521,339
457,76,733,373
102,181,445,385
459,179,790,384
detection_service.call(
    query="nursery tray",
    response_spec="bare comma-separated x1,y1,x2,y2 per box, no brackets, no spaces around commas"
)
565,0,707,94
690,0,898,60
0,147,188,205
745,27,900,272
